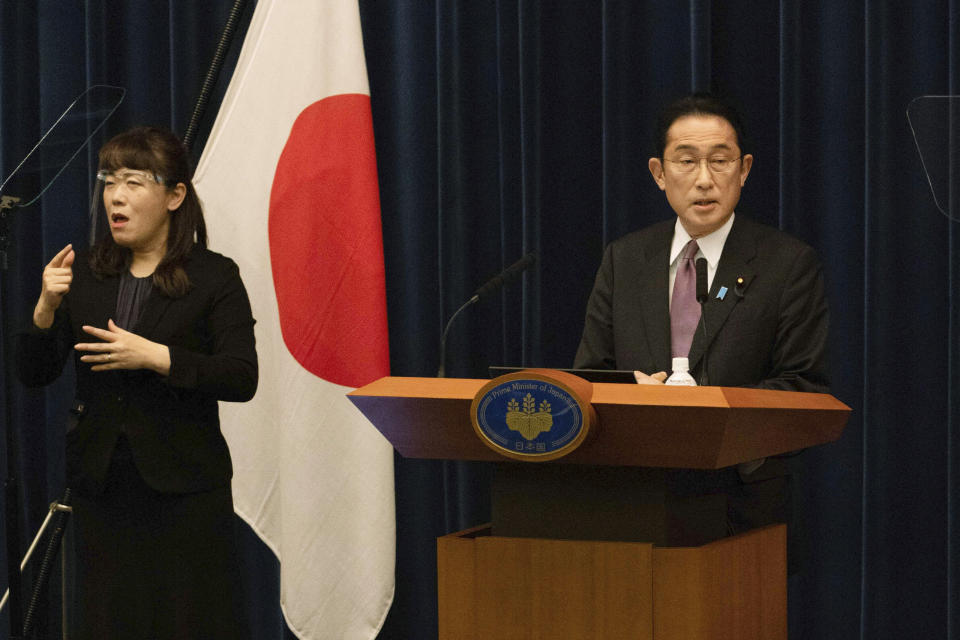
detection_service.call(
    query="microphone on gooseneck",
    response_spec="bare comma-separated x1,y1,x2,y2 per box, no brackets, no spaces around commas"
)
437,253,538,377
695,257,709,385
695,257,708,304
472,252,537,302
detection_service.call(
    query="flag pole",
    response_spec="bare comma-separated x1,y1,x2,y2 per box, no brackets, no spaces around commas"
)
182,0,250,151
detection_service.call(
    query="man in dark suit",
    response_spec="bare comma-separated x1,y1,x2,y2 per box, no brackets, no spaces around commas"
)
574,94,829,568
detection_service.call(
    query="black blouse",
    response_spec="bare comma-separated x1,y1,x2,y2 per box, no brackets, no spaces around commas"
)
115,271,153,330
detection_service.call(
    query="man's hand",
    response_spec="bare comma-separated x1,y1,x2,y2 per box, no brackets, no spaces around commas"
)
33,244,74,329
633,370,667,385
76,319,171,376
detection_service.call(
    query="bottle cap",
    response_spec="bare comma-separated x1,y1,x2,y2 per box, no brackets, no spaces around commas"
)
671,357,689,372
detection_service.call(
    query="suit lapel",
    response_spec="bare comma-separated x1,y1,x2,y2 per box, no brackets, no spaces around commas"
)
90,272,173,339
132,251,201,338
133,287,175,338
133,250,204,338
687,218,757,372
87,273,121,330
637,228,673,373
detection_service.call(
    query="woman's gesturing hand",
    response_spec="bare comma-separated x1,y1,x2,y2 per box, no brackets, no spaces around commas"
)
76,319,171,376
33,244,74,329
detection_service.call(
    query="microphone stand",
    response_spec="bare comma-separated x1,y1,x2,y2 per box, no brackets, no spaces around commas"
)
697,299,708,386
695,258,709,386
2,494,73,638
436,253,537,378
437,295,478,378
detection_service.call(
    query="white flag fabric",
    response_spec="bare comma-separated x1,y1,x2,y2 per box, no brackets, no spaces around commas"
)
193,1,395,638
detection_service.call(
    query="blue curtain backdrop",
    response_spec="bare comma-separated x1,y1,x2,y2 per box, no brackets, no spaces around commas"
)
0,1,957,639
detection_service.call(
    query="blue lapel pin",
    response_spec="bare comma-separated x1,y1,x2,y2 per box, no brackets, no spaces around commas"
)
717,286,728,300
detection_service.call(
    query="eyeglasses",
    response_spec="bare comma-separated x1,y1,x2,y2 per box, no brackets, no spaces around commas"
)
664,156,743,174
96,169,167,188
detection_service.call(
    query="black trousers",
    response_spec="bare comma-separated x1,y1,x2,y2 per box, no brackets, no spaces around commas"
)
70,436,246,640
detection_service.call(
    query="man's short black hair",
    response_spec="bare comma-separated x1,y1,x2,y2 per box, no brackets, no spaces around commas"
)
653,93,749,158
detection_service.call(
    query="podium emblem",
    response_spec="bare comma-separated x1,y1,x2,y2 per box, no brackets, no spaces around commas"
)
471,370,594,461
505,394,553,439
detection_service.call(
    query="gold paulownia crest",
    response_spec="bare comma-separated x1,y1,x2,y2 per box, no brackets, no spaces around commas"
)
505,393,553,440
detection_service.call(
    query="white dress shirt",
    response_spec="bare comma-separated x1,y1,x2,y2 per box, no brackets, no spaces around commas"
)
668,212,735,309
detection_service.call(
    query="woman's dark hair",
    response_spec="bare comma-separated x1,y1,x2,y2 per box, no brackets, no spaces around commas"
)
90,126,207,297
653,93,750,159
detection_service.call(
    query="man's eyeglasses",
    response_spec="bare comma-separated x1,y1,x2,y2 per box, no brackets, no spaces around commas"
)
664,156,743,174
96,169,167,188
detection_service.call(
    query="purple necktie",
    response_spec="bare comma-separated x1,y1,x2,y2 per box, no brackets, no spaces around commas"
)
671,239,701,358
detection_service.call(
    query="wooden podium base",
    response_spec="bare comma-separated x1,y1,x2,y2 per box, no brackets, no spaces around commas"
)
437,523,786,640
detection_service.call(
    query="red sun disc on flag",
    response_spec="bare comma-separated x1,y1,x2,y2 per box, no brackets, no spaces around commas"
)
268,94,389,388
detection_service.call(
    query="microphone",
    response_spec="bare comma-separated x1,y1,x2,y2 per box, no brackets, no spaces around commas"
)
472,252,537,303
695,257,709,385
437,253,537,377
695,257,708,304
734,276,746,299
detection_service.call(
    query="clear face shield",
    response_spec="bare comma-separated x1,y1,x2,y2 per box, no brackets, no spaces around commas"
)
87,169,168,245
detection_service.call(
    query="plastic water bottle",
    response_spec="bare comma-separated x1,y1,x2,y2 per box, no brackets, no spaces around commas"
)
664,357,697,386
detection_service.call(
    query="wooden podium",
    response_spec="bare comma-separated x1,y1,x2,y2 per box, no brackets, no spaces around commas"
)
348,375,850,639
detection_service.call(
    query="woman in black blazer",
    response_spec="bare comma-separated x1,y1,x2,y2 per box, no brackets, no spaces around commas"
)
17,126,257,639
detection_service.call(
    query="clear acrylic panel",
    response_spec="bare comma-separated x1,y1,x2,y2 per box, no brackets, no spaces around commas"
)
1,85,125,210
907,95,960,222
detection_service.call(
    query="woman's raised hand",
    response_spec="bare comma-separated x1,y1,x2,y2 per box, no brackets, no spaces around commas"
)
33,244,74,329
